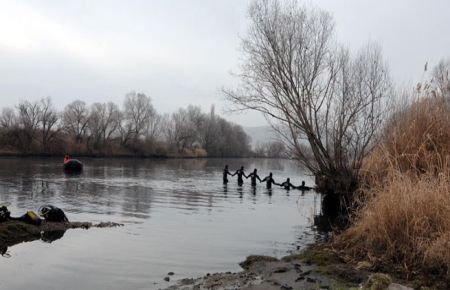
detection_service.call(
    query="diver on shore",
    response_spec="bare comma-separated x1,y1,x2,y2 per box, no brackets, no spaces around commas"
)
0,205,68,226
1,205,42,225
8,210,43,226
247,168,261,186
39,205,69,222
261,172,279,189
232,166,247,186
222,165,233,184
0,205,10,223
279,178,297,190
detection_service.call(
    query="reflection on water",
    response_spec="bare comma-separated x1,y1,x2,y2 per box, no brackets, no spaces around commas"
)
1,228,67,259
0,158,323,290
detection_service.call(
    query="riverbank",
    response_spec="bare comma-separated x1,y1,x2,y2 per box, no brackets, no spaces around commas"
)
165,244,442,290
0,150,169,159
0,220,123,253
0,151,271,159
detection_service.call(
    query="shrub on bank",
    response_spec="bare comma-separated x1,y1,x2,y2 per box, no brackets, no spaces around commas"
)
334,96,450,276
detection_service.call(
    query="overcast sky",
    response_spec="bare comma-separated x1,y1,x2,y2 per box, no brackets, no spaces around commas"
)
0,0,449,126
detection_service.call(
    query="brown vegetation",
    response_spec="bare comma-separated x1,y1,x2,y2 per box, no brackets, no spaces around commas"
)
334,94,450,277
0,94,253,158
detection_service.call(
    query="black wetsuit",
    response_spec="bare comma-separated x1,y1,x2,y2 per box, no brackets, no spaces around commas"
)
247,172,261,186
223,168,232,184
261,176,277,189
234,169,246,185
280,181,296,190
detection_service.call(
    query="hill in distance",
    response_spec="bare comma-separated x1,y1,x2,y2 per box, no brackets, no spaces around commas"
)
243,126,280,148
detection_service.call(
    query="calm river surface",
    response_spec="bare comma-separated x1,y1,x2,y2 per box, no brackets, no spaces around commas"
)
0,158,323,290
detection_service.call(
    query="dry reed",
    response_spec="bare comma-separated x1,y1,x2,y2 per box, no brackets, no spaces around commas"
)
334,96,450,276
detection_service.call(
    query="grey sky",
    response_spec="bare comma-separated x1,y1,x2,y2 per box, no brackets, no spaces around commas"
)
0,0,449,126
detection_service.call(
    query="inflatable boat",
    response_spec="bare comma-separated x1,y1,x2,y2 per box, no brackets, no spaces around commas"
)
63,155,83,172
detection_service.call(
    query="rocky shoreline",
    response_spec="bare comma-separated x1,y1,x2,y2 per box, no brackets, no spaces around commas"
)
164,245,419,290
0,220,441,289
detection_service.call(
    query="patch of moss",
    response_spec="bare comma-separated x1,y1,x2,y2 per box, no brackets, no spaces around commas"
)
239,255,278,270
330,287,360,290
282,247,340,266
316,264,333,275
362,273,392,290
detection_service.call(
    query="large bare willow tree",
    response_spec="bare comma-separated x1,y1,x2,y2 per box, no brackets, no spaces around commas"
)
225,0,392,192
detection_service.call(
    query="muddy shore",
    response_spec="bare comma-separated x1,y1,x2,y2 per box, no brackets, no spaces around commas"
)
164,245,426,290
0,220,441,289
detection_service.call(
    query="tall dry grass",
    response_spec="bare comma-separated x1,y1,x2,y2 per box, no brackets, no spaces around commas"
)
334,96,450,276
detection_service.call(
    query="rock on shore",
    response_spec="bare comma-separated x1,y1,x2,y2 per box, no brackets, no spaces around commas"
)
165,247,416,290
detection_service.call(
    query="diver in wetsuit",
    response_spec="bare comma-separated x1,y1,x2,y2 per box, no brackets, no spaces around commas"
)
223,165,233,184
261,172,279,189
247,169,261,186
279,178,297,190
296,181,312,191
232,166,247,186
8,210,42,225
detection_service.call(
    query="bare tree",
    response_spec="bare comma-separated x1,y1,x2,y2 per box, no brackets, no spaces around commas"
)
0,108,17,129
224,0,392,191
198,105,220,154
166,107,198,153
39,97,60,152
266,141,287,158
88,102,121,148
145,112,164,143
121,92,156,146
17,100,41,152
432,59,450,98
63,100,90,143
0,107,18,149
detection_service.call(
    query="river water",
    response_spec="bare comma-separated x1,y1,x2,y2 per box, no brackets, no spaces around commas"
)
0,158,324,290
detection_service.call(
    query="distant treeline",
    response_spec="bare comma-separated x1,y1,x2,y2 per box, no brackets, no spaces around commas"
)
0,92,260,158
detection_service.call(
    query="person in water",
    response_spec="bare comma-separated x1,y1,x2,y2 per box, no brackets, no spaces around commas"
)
296,181,312,191
246,168,262,186
261,172,279,189
222,165,233,184
232,166,247,186
279,177,297,190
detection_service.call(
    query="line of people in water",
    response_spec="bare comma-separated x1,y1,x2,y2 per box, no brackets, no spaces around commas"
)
222,165,312,191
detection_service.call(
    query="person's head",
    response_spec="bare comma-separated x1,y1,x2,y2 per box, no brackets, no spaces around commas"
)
253,168,257,173
225,165,228,170
269,172,272,177
287,178,290,182
240,166,244,170
301,181,305,186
